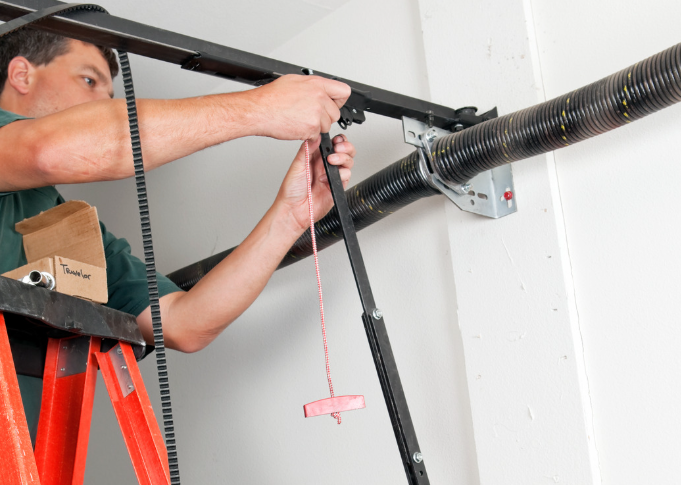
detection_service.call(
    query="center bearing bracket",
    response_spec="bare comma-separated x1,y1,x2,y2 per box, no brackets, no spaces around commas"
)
402,116,517,219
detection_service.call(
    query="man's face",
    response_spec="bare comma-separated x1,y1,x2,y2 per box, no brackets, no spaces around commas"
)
24,39,114,117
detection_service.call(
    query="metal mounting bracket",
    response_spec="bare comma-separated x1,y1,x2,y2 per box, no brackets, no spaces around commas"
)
56,336,91,378
110,343,135,398
402,116,517,219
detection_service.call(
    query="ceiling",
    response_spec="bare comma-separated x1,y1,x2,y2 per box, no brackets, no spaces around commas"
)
101,0,351,99
106,0,350,56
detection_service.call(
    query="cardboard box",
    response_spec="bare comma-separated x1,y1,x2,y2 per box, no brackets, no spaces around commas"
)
2,200,108,304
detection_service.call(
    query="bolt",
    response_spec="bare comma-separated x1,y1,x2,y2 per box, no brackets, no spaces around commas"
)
413,452,423,463
121,365,127,370
372,308,383,320
116,347,122,355
127,385,134,390
426,110,434,128
454,123,464,132
425,129,437,142
503,190,513,201
63,346,68,350
60,367,66,372
352,108,357,114
461,183,472,193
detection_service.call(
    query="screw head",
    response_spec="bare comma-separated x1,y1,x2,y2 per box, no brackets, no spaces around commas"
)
127,384,134,390
454,123,464,132
121,365,127,370
116,347,122,354
413,452,423,463
425,129,437,142
372,308,383,320
461,183,472,193
60,367,66,372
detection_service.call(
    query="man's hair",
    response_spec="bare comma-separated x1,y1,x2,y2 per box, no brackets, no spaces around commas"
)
0,29,119,92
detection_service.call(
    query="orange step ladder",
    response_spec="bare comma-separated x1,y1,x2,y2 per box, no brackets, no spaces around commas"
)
0,277,171,485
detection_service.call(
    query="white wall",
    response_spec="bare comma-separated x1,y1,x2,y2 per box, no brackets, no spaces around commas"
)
531,1,681,484
53,0,681,484
419,1,600,483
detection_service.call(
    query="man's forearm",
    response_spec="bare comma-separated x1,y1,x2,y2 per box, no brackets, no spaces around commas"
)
32,92,258,186
139,200,305,352
0,74,350,191
135,133,356,352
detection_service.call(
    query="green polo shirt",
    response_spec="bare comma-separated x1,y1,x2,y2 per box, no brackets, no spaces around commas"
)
0,108,182,444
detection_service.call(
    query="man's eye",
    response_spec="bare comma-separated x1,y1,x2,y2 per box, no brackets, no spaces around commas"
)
84,77,95,87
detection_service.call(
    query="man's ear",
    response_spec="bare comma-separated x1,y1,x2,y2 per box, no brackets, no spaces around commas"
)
6,56,34,95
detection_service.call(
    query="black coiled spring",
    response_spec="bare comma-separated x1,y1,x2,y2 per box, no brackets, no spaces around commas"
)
431,43,681,185
168,42,681,291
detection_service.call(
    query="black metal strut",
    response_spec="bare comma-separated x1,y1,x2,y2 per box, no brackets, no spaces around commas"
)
320,134,429,485
0,0,492,130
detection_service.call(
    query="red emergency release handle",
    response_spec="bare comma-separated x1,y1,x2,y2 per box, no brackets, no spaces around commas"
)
304,395,366,418
301,137,365,423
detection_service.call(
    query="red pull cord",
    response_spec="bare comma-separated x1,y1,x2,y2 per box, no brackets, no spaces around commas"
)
304,140,341,425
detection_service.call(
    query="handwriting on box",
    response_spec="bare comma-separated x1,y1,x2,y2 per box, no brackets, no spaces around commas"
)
60,263,92,280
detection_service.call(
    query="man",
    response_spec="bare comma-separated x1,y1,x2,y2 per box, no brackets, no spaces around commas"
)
0,29,356,439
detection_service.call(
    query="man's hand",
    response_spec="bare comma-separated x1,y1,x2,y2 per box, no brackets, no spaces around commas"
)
245,75,352,141
275,134,356,234
144,135,356,353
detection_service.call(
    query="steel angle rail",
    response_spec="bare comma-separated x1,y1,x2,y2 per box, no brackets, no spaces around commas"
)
0,0,491,130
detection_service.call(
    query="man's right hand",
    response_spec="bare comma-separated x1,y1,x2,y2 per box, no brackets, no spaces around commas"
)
244,74,352,141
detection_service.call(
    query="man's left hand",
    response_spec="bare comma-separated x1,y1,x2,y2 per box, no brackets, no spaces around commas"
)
276,134,356,234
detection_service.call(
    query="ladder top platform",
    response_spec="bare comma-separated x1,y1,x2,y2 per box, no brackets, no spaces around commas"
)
0,276,147,360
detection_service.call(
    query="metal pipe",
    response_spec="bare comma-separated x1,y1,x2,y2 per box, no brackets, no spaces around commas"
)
19,270,56,290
